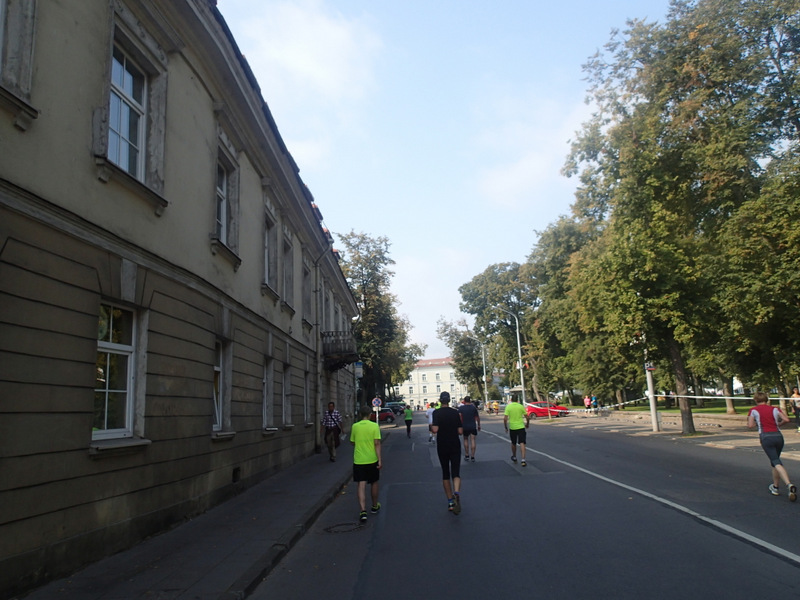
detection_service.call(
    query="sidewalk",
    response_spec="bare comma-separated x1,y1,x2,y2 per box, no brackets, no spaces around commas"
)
18,443,355,600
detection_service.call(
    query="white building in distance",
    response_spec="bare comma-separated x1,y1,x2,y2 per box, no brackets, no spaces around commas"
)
397,358,469,409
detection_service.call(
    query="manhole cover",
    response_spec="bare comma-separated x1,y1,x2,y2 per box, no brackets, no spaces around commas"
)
324,522,364,534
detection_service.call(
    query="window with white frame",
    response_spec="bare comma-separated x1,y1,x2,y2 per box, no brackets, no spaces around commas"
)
263,212,278,292
302,260,312,322
282,364,292,425
409,386,414,395
262,356,274,429
436,384,441,394
0,0,38,129
108,44,146,178
94,303,136,439
95,11,169,210
436,372,441,381
215,160,230,245
283,237,294,307
422,373,427,382
303,370,310,423
422,385,427,394
213,342,223,431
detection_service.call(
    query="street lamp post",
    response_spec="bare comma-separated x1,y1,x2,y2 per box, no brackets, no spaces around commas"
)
496,306,526,405
467,335,489,409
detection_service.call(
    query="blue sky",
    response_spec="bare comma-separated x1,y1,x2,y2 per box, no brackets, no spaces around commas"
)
219,0,674,358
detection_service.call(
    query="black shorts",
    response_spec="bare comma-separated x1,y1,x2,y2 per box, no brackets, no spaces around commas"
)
437,445,461,480
760,432,784,467
353,462,380,483
509,428,527,445
462,427,478,437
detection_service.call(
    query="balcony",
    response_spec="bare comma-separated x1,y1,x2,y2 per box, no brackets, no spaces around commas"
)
321,331,359,371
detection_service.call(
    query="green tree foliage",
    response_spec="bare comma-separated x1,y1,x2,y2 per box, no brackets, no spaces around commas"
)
337,231,424,401
436,319,488,401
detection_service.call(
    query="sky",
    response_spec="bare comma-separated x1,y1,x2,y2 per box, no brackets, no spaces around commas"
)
219,0,674,359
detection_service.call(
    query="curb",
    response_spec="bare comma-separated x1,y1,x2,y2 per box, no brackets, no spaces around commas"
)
220,471,352,600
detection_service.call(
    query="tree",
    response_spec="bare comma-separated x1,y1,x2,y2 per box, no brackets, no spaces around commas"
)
436,319,488,401
337,231,424,401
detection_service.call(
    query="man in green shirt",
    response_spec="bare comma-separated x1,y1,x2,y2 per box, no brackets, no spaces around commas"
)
350,404,382,523
403,405,414,438
503,397,530,467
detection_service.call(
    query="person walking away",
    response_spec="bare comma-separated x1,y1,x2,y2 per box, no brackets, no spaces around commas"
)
504,397,530,467
426,403,436,443
584,395,591,414
404,404,414,438
458,396,480,461
432,392,463,514
350,405,382,523
321,401,343,462
748,391,796,501
791,387,800,432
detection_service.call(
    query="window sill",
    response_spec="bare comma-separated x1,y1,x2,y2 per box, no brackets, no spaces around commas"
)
302,318,313,333
0,85,39,130
262,427,279,436
211,430,237,442
261,282,279,301
94,157,169,216
281,301,296,317
282,423,295,431
210,236,242,271
89,436,152,458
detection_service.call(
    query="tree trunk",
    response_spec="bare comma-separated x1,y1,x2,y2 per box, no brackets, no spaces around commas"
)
720,372,736,414
692,374,704,408
667,336,695,435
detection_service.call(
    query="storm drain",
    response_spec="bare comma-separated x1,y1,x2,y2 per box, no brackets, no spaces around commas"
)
324,522,364,534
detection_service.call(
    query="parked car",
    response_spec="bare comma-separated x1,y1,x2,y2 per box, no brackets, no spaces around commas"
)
525,401,569,418
377,408,396,423
385,402,405,415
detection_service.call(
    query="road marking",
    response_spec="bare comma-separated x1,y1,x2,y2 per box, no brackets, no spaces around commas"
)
485,430,800,565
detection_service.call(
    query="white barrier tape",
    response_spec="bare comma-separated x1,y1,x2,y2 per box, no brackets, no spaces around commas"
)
565,397,648,414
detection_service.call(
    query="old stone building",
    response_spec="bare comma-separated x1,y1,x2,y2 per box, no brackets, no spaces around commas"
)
0,1,358,595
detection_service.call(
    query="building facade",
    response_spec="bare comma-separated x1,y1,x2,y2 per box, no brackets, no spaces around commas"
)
0,1,359,595
397,358,469,409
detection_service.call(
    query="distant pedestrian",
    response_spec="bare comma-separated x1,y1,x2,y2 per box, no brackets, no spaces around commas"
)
492,401,499,415
320,401,343,462
404,404,414,438
432,392,463,514
504,397,530,467
748,391,796,501
458,396,480,461
350,405,382,523
583,395,591,413
791,388,800,432
426,404,436,443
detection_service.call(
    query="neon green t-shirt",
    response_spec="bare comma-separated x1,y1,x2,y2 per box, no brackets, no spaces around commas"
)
504,401,527,430
404,407,413,420
350,418,381,465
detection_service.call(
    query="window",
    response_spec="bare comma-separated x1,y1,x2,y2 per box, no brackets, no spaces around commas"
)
436,372,441,381
263,212,278,293
436,385,441,394
262,357,274,429
213,342,223,431
215,161,229,245
94,303,136,439
108,45,145,178
0,0,38,129
95,11,169,213
422,373,427,382
422,385,427,394
302,260,312,322
283,237,294,307
303,370,310,423
409,386,414,395
282,364,292,425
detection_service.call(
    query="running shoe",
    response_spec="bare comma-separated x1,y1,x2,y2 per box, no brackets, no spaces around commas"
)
359,511,368,523
371,502,381,514
521,460,527,467
471,456,475,462
453,493,461,515
448,498,455,512
511,456,517,463
789,484,798,502
769,483,780,496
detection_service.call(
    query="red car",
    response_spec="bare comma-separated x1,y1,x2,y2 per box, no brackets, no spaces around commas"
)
525,401,569,418
377,408,396,423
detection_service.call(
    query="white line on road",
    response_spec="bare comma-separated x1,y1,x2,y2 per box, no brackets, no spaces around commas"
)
484,430,800,565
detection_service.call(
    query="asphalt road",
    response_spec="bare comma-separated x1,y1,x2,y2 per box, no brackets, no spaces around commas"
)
250,413,800,600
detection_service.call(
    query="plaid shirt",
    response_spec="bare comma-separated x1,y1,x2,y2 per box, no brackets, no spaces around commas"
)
321,409,342,429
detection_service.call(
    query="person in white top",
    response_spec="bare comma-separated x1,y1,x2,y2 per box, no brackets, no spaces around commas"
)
426,404,436,444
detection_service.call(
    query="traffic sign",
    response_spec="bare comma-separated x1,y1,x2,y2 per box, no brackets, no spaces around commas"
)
371,397,382,407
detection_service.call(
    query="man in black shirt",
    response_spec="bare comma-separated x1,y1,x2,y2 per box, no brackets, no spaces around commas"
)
432,392,464,514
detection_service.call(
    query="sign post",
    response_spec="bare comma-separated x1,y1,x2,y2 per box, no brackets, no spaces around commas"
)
371,397,382,420
645,362,659,432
